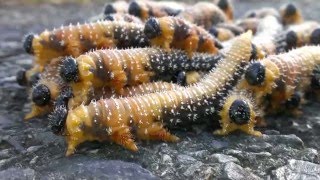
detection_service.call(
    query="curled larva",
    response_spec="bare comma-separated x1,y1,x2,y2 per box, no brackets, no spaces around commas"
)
279,3,303,26
239,46,320,112
128,0,185,21
213,0,234,21
177,2,228,30
23,20,149,71
244,7,280,20
144,16,222,57
48,32,260,156
27,48,223,119
103,1,128,15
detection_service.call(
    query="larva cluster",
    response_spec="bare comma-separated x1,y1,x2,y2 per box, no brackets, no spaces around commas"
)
144,16,222,56
18,0,320,156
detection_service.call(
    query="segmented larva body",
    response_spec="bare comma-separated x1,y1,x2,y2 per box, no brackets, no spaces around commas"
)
50,32,260,156
103,1,129,15
252,15,283,57
244,7,280,19
214,0,234,21
216,23,245,36
177,2,227,30
279,3,303,26
240,46,320,110
128,0,185,21
23,20,149,71
209,27,235,42
144,16,222,57
60,48,222,108
103,13,143,24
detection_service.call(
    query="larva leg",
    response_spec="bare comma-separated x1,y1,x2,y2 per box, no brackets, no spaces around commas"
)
110,126,138,152
137,122,179,142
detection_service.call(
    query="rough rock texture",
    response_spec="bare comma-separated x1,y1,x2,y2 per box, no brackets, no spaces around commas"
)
0,0,319,179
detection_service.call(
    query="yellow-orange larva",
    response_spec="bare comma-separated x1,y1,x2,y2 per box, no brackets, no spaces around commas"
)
177,2,228,30
27,48,223,119
239,46,320,112
48,32,260,156
23,20,149,71
128,0,185,21
279,3,303,26
213,0,234,21
144,16,222,57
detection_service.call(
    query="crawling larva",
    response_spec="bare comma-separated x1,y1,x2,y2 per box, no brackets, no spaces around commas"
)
279,3,303,26
23,20,149,71
48,32,261,156
239,46,320,113
213,0,234,21
244,7,280,19
128,0,185,21
103,1,128,15
177,2,228,30
144,16,222,57
27,48,223,119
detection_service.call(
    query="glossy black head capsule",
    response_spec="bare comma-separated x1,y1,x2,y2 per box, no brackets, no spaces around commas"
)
285,92,301,109
176,71,187,86
144,17,162,39
284,3,297,16
217,0,229,10
285,30,297,50
23,34,34,54
104,4,116,15
60,57,79,82
16,69,27,86
229,99,251,125
245,62,265,86
310,28,320,45
128,1,141,17
32,84,51,106
104,14,114,21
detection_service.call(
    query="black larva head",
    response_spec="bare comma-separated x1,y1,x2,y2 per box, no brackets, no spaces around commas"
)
250,43,257,60
104,14,114,21
217,0,229,10
60,57,79,82
23,33,34,54
209,27,219,37
144,17,162,39
128,1,141,17
32,84,51,106
16,69,27,86
104,4,116,15
176,71,187,86
284,3,297,16
229,99,251,125
49,105,68,135
285,92,301,109
310,28,320,45
286,30,297,50
245,62,265,86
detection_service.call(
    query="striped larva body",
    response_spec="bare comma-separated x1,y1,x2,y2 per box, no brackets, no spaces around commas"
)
144,16,222,57
49,32,261,156
103,1,128,15
128,0,185,21
240,46,320,114
28,48,223,119
213,0,234,21
279,3,303,26
177,2,228,30
23,20,149,71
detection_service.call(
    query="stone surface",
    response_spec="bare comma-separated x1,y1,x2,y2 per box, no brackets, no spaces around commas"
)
0,0,319,179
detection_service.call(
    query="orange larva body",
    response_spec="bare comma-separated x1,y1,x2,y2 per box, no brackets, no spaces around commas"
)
128,0,185,21
24,21,149,71
51,32,261,156
177,2,227,30
144,16,222,57
240,46,320,114
279,3,303,26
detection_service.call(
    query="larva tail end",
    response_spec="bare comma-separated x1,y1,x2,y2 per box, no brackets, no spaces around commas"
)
23,33,34,54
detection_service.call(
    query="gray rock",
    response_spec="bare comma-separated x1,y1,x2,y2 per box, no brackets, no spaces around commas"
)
272,159,320,180
0,168,35,180
222,162,262,180
209,153,240,164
